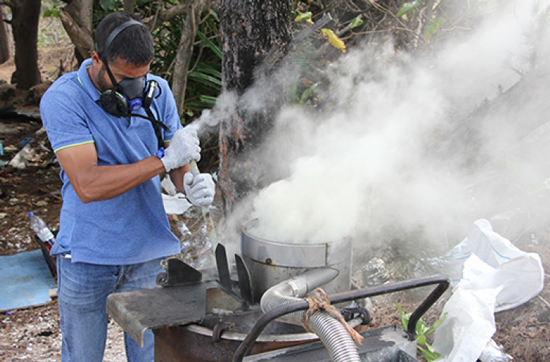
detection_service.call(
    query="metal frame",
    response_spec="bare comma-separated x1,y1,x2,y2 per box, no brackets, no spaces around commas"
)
232,275,449,362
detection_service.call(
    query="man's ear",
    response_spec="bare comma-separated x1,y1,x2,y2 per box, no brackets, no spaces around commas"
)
91,51,102,65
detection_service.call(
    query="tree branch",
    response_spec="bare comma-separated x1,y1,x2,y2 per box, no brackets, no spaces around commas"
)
144,4,186,32
145,1,217,32
172,0,205,117
59,10,93,59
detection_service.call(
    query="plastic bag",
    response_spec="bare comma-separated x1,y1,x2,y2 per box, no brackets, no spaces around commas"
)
432,219,544,361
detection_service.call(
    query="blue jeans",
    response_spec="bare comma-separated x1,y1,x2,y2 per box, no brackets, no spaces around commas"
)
57,254,164,362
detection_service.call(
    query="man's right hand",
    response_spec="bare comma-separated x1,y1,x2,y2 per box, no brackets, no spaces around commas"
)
161,128,201,172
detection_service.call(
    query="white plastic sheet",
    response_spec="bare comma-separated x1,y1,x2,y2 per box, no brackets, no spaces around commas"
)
432,219,544,362
161,176,193,215
162,193,192,215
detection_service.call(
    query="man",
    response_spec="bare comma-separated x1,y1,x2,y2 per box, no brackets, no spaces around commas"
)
39,12,215,362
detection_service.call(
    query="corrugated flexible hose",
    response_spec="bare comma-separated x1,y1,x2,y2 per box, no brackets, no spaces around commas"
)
260,268,361,362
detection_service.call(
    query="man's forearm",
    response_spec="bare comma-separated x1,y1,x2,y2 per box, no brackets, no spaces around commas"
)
70,156,167,203
170,164,191,194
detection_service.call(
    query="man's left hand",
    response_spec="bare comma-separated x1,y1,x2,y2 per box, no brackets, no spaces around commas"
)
184,172,215,207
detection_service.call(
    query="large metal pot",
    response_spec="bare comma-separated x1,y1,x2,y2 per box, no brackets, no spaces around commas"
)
241,219,353,303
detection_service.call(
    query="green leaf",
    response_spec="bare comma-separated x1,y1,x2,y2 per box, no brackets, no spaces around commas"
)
209,9,219,21
199,95,218,104
294,12,312,22
423,312,447,335
299,82,320,104
197,31,222,59
291,79,300,104
397,1,423,17
418,345,441,361
184,97,216,110
396,303,411,330
416,317,432,336
426,342,436,353
423,17,446,41
188,72,222,88
396,303,445,361
43,9,59,18
193,65,222,81
350,16,363,29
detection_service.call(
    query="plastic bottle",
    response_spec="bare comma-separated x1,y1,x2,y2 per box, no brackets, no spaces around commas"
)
29,211,55,251
176,220,192,240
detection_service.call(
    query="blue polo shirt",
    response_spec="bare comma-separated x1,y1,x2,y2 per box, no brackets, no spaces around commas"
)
40,58,182,265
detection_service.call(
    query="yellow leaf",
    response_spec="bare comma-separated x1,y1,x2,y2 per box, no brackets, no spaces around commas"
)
321,28,346,53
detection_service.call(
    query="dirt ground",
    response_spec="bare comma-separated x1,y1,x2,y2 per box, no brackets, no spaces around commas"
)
1,48,549,362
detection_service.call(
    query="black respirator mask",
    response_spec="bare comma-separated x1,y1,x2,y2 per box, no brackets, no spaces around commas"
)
99,64,158,117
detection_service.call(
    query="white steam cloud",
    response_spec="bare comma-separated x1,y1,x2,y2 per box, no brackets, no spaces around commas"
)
246,0,550,253
194,0,550,260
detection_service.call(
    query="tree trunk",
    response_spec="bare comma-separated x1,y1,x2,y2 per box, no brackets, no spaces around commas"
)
123,0,134,14
0,5,12,64
59,0,93,62
10,0,41,90
172,0,204,117
218,0,292,213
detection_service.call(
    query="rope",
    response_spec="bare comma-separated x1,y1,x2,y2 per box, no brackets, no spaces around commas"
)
301,287,364,345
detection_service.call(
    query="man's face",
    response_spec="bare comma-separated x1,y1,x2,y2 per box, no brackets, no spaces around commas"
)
90,51,150,92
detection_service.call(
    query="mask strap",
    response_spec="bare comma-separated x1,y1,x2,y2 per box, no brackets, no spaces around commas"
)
132,110,168,150
130,81,168,150
102,60,121,94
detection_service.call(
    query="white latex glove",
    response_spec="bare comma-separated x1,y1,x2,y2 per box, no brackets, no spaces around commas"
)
161,128,201,172
184,172,215,207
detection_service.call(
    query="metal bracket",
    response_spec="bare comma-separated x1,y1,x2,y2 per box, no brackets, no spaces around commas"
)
213,243,254,306
156,257,202,287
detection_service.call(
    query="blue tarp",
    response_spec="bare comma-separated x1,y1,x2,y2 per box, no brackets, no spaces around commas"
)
0,250,56,312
